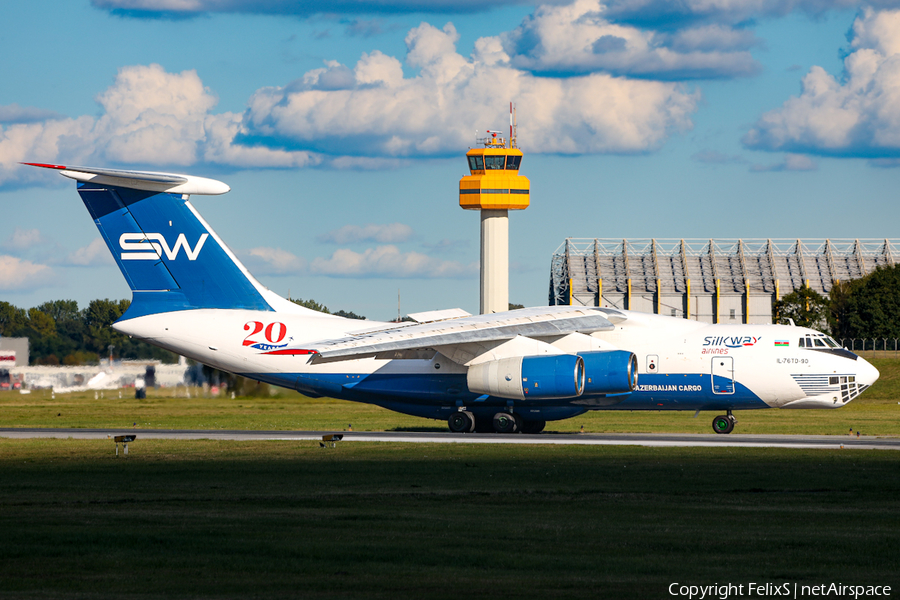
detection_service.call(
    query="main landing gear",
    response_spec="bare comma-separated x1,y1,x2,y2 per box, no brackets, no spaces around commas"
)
448,411,476,433
447,411,546,434
712,410,736,434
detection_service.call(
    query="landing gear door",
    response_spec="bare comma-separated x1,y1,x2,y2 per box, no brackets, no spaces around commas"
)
711,357,734,395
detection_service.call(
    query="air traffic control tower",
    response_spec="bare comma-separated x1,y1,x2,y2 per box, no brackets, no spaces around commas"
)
459,106,530,314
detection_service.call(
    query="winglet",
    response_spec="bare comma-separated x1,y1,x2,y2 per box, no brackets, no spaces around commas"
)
22,162,230,196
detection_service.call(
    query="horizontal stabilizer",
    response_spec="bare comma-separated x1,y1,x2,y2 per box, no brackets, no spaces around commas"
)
22,163,229,195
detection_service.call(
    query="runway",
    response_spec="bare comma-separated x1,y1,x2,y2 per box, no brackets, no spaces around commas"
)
1,428,898,450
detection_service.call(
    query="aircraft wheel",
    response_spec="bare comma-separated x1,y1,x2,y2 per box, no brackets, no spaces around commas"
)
519,419,546,434
492,412,518,434
448,411,474,433
712,414,734,434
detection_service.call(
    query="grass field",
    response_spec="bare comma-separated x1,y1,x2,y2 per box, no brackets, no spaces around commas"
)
0,440,898,599
2,358,899,435
1,359,898,598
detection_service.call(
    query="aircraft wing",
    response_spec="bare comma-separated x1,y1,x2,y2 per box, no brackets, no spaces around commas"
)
306,306,623,363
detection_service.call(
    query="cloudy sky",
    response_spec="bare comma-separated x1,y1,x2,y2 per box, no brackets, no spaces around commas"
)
1,0,898,320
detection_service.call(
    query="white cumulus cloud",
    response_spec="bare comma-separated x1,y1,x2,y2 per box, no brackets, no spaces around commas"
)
601,0,867,26
501,0,761,79
65,238,115,266
91,0,531,17
2,227,46,252
0,64,316,188
0,104,64,125
241,247,308,276
0,255,55,291
241,21,699,157
3,16,702,189
310,245,476,278
743,7,900,159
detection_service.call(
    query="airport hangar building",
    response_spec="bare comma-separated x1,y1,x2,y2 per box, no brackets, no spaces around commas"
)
550,239,899,324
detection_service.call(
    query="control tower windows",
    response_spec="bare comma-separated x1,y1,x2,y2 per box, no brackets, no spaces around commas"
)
484,155,506,170
506,155,522,170
468,156,484,172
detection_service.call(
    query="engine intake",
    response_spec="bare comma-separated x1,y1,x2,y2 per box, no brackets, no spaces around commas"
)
467,354,585,400
579,350,637,395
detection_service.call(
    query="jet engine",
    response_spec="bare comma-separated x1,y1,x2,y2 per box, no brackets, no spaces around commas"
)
466,354,584,400
579,350,637,395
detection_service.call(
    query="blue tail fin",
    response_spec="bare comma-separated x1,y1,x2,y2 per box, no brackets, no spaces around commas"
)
78,182,274,318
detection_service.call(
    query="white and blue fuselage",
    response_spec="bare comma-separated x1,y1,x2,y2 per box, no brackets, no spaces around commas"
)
26,163,879,434
115,307,878,428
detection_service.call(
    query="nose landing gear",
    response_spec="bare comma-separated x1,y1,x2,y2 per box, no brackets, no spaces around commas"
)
712,411,736,434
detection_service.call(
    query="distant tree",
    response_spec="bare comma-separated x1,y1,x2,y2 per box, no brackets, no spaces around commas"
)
0,302,26,337
36,299,80,324
291,298,330,313
83,299,177,363
842,265,900,339
773,287,830,330
828,281,856,339
333,309,365,320
25,308,56,339
35,354,60,366
36,300,85,362
83,299,130,356
509,303,524,310
22,308,58,363
63,350,99,366
291,298,365,320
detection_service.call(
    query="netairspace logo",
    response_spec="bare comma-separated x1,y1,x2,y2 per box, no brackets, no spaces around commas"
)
668,582,892,599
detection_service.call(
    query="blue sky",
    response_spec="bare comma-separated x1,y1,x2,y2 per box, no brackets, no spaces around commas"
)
2,0,899,320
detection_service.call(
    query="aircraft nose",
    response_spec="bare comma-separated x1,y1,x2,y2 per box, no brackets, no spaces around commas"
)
857,356,879,388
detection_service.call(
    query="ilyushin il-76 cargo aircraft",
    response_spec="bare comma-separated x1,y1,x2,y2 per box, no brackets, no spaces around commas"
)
26,163,880,434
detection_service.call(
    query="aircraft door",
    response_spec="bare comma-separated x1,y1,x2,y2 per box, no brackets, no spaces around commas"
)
711,357,734,395
646,355,659,374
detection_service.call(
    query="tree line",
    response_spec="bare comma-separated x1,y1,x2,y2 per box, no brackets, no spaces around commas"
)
0,299,177,365
773,264,900,339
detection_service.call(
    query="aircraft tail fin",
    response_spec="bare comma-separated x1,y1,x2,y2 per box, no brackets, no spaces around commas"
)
25,163,285,318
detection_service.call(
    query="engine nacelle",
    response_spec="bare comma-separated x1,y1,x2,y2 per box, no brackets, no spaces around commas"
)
579,350,638,395
467,354,585,400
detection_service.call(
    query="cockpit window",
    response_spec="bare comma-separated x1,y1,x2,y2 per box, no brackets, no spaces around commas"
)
824,336,839,348
505,155,522,170
799,338,806,348
484,155,506,170
468,156,484,171
814,338,826,347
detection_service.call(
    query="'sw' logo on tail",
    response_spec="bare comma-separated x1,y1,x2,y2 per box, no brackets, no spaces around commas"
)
119,233,209,261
